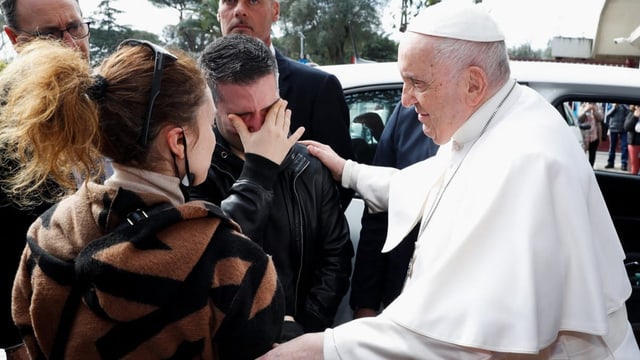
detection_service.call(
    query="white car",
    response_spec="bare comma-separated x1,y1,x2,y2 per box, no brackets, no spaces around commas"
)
321,61,640,330
322,60,640,155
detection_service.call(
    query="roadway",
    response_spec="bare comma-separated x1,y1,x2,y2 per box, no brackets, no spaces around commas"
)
594,150,637,174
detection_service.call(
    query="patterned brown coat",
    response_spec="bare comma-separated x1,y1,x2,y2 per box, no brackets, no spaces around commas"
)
12,183,284,359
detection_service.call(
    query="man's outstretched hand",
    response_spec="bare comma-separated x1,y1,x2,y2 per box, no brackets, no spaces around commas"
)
256,332,324,360
299,140,346,182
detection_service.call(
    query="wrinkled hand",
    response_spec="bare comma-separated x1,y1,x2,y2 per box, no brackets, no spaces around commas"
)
299,140,346,182
230,99,305,165
256,333,324,360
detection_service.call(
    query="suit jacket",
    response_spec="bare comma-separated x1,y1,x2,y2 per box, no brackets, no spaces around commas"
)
0,157,57,348
350,103,439,311
275,50,354,208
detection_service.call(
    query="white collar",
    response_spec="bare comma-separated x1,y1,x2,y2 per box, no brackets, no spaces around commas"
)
451,79,517,149
105,163,185,206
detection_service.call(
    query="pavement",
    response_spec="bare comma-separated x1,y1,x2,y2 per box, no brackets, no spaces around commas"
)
593,150,635,174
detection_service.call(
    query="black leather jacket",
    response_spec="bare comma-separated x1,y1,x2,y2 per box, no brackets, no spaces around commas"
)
190,132,353,332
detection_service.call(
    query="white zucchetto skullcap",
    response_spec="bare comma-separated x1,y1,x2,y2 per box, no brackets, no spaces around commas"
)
407,2,505,42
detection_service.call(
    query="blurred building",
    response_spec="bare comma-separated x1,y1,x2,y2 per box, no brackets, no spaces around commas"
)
551,0,640,68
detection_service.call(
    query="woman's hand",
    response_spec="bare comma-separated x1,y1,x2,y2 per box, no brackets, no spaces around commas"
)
230,99,305,165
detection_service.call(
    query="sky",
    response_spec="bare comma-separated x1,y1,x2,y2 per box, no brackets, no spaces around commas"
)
0,0,606,59
383,0,606,49
78,0,606,50
478,0,605,49
80,0,180,35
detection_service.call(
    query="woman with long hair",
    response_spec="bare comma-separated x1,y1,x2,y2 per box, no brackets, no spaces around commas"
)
0,39,286,359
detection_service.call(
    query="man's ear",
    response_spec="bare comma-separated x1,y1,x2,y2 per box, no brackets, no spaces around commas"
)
165,126,186,160
465,66,488,107
273,0,280,22
4,26,19,46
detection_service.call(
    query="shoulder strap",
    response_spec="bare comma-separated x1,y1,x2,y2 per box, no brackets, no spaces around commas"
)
32,204,168,360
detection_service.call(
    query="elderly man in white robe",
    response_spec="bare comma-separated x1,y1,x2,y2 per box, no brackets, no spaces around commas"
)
258,2,640,359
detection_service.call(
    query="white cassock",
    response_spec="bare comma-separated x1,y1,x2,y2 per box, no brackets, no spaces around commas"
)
325,81,640,359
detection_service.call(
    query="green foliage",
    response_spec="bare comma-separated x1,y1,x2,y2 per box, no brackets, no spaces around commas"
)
148,0,219,54
397,0,480,32
277,0,393,64
88,0,159,66
86,0,405,65
90,0,219,62
508,42,552,60
361,34,398,62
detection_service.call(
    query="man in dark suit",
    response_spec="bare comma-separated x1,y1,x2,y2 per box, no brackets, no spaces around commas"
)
350,103,439,319
216,0,354,208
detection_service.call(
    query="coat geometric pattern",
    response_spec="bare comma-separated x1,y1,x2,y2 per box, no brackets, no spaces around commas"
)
12,185,284,359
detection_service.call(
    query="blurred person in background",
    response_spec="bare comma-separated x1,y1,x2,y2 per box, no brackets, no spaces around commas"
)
624,105,640,175
350,102,438,320
578,102,604,167
605,103,630,171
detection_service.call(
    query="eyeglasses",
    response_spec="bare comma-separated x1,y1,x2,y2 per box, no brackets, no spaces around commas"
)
16,21,91,40
117,39,178,146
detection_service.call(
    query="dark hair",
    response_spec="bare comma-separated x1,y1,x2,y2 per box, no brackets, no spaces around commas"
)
0,39,207,206
199,34,277,103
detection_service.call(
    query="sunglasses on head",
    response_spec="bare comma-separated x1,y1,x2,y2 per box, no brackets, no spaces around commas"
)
117,39,178,146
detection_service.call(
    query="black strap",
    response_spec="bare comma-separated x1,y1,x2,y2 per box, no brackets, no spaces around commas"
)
42,205,168,359
49,283,84,360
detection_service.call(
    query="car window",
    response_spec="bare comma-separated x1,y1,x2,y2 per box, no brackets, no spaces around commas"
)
557,99,640,174
562,102,578,127
344,87,402,164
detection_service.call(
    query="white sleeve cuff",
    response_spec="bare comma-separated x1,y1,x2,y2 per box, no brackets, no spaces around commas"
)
341,159,358,189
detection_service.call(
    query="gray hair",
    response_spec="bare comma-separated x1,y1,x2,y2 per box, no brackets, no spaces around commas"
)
432,38,510,89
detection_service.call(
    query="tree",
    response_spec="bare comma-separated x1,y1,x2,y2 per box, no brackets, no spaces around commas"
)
88,0,159,65
508,43,539,59
508,42,553,60
147,0,218,54
0,15,11,61
397,0,481,32
361,33,398,62
278,0,390,64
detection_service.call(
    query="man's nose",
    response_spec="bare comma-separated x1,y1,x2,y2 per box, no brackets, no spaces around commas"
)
234,1,249,17
245,115,265,132
401,87,417,108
